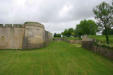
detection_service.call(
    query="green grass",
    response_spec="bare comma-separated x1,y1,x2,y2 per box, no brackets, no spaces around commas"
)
0,41,113,75
88,35,113,47
88,35,113,43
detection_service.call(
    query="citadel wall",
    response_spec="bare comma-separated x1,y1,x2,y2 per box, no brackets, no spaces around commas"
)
0,22,52,49
23,22,46,49
0,24,24,49
44,31,53,45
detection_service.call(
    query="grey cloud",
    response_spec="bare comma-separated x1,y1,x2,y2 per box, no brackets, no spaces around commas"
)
0,0,111,33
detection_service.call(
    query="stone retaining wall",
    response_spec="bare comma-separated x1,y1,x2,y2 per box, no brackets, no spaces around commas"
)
53,38,81,44
82,41,113,60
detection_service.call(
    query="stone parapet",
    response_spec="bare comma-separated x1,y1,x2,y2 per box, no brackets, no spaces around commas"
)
13,24,24,28
5,24,13,27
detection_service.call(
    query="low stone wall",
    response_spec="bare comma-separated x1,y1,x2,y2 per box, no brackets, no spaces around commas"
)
82,41,113,60
53,38,65,41
54,37,113,60
53,38,81,44
66,40,81,44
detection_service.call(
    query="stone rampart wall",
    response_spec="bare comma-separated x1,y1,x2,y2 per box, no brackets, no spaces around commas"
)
0,22,52,49
0,25,24,49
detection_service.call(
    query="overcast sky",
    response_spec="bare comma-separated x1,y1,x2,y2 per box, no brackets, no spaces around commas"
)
0,0,111,33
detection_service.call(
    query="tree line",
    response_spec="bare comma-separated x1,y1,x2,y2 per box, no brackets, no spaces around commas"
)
54,1,113,44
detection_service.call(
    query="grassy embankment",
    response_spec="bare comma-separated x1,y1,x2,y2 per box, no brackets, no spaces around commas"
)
88,35,113,47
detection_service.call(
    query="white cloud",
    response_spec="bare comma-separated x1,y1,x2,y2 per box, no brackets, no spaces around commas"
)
0,0,111,33
59,2,73,18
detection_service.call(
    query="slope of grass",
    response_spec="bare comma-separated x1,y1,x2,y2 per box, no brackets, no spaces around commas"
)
88,35,113,47
0,41,113,75
88,35,113,43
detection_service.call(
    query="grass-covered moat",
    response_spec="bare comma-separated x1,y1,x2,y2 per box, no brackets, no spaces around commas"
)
0,41,113,75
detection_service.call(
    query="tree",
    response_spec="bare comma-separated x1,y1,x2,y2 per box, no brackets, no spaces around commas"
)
68,28,74,36
102,28,113,35
62,28,74,37
54,33,61,37
75,19,97,37
93,1,113,44
61,29,68,37
54,33,57,37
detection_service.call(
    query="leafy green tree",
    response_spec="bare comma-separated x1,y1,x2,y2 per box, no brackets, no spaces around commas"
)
75,19,97,37
54,33,61,37
54,33,57,37
102,28,113,35
61,29,68,37
93,1,113,44
62,28,74,37
68,28,74,36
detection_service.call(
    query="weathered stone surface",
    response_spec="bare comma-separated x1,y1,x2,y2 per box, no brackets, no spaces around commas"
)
0,27,24,49
23,22,46,49
82,35,93,41
0,22,52,49
82,41,113,60
5,24,13,27
13,24,24,28
44,31,53,45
